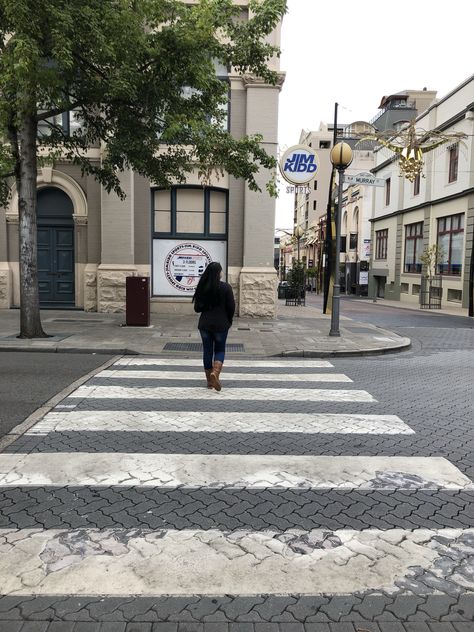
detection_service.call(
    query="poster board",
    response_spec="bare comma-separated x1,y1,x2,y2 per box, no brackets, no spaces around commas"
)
153,239,227,296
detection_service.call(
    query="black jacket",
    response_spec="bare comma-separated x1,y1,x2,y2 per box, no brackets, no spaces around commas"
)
194,281,235,332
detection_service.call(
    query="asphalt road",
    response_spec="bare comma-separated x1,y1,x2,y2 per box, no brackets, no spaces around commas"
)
0,352,113,438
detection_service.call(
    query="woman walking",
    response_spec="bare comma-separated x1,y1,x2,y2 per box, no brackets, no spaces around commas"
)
193,262,235,391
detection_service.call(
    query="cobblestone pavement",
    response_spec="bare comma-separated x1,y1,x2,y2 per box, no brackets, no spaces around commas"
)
0,331,473,632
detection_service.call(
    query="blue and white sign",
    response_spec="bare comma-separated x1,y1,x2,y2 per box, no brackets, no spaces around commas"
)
279,144,319,185
153,239,227,296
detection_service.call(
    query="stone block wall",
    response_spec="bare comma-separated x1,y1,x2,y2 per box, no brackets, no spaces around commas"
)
97,264,151,313
84,264,98,312
0,264,12,309
227,266,242,315
239,266,277,318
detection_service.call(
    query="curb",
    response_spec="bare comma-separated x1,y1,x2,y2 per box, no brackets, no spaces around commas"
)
0,340,412,358
0,355,120,453
279,339,411,358
0,346,137,355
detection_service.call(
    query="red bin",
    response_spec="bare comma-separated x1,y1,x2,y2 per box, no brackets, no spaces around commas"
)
126,277,150,326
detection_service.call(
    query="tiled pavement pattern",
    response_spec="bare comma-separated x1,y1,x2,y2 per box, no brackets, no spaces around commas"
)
0,358,473,632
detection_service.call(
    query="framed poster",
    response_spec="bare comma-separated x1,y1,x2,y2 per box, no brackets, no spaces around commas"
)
153,239,227,296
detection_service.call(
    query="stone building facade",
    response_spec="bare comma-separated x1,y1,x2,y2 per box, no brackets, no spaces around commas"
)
0,4,285,318
370,75,474,311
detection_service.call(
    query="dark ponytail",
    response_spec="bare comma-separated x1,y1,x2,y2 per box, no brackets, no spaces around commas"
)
193,261,222,309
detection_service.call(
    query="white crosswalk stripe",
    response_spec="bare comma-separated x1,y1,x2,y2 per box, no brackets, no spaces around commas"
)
3,526,473,596
115,358,335,367
0,453,469,489
26,410,415,434
0,355,471,606
69,384,375,401
98,369,353,382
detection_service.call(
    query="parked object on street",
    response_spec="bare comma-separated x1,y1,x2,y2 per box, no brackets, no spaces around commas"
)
193,262,235,391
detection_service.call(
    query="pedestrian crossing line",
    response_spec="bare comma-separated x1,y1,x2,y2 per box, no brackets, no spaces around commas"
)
1,527,473,596
98,370,353,382
26,411,415,435
116,358,334,368
0,453,470,489
67,385,376,402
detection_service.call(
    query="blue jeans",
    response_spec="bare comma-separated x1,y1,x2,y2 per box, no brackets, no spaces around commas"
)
199,329,228,370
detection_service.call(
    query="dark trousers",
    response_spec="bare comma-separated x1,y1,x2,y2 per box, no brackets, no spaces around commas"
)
199,329,228,370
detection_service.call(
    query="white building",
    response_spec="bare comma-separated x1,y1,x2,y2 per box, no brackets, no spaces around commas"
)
370,75,474,310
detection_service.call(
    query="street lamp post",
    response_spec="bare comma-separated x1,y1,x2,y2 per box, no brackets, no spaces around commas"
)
329,142,353,337
294,224,304,263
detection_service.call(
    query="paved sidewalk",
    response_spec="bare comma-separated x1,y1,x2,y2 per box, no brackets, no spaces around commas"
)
0,301,410,357
354,297,469,318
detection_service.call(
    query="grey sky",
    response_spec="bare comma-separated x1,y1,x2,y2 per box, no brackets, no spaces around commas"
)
275,0,474,228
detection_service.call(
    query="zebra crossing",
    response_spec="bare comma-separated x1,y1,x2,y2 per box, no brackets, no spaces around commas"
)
0,356,473,624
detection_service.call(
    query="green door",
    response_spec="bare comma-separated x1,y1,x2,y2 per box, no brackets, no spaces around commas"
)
37,188,75,307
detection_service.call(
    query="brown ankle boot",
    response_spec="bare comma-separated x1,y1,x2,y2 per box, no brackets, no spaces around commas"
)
205,369,213,389
210,361,223,391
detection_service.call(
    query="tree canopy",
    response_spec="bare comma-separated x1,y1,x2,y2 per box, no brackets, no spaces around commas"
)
0,0,287,205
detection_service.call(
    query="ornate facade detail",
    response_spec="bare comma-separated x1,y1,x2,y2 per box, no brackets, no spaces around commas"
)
5,213,19,225
242,72,285,90
73,214,88,226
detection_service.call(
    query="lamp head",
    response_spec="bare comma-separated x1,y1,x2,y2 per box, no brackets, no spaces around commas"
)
294,225,304,238
330,142,353,169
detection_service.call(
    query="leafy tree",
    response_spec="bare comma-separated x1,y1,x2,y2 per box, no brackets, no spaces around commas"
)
287,259,305,293
420,244,445,280
0,0,287,337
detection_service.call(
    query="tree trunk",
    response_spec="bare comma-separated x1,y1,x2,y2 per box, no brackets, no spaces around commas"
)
17,113,47,338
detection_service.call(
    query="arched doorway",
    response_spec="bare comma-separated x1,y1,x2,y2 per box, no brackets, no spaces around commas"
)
37,187,75,307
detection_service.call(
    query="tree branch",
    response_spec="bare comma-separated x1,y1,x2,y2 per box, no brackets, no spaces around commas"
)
0,171,15,179
37,101,82,122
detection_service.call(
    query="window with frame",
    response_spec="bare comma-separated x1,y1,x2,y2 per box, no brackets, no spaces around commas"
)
437,213,464,275
385,178,391,206
413,173,420,196
448,144,459,183
349,233,358,250
152,186,227,238
38,109,83,137
375,229,388,260
404,222,423,273
341,235,347,253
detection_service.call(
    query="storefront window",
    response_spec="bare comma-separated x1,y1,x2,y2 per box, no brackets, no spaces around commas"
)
404,222,423,273
437,214,464,275
152,186,227,238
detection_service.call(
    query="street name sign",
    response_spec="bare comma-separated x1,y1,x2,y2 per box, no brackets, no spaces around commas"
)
344,172,385,187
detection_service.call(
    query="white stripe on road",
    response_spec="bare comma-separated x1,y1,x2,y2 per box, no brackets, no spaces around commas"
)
97,370,353,383
115,358,334,368
27,411,414,435
1,527,472,595
67,385,375,402
0,454,469,489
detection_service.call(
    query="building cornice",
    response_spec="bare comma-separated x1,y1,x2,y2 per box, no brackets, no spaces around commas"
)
243,72,286,90
370,186,474,222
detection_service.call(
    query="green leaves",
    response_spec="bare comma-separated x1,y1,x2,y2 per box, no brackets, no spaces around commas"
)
0,0,287,207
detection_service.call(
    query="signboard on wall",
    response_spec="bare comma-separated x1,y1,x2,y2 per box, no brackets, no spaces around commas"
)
363,239,371,258
279,144,319,185
153,239,227,296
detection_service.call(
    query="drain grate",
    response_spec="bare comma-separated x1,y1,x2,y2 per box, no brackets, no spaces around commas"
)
163,342,244,352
